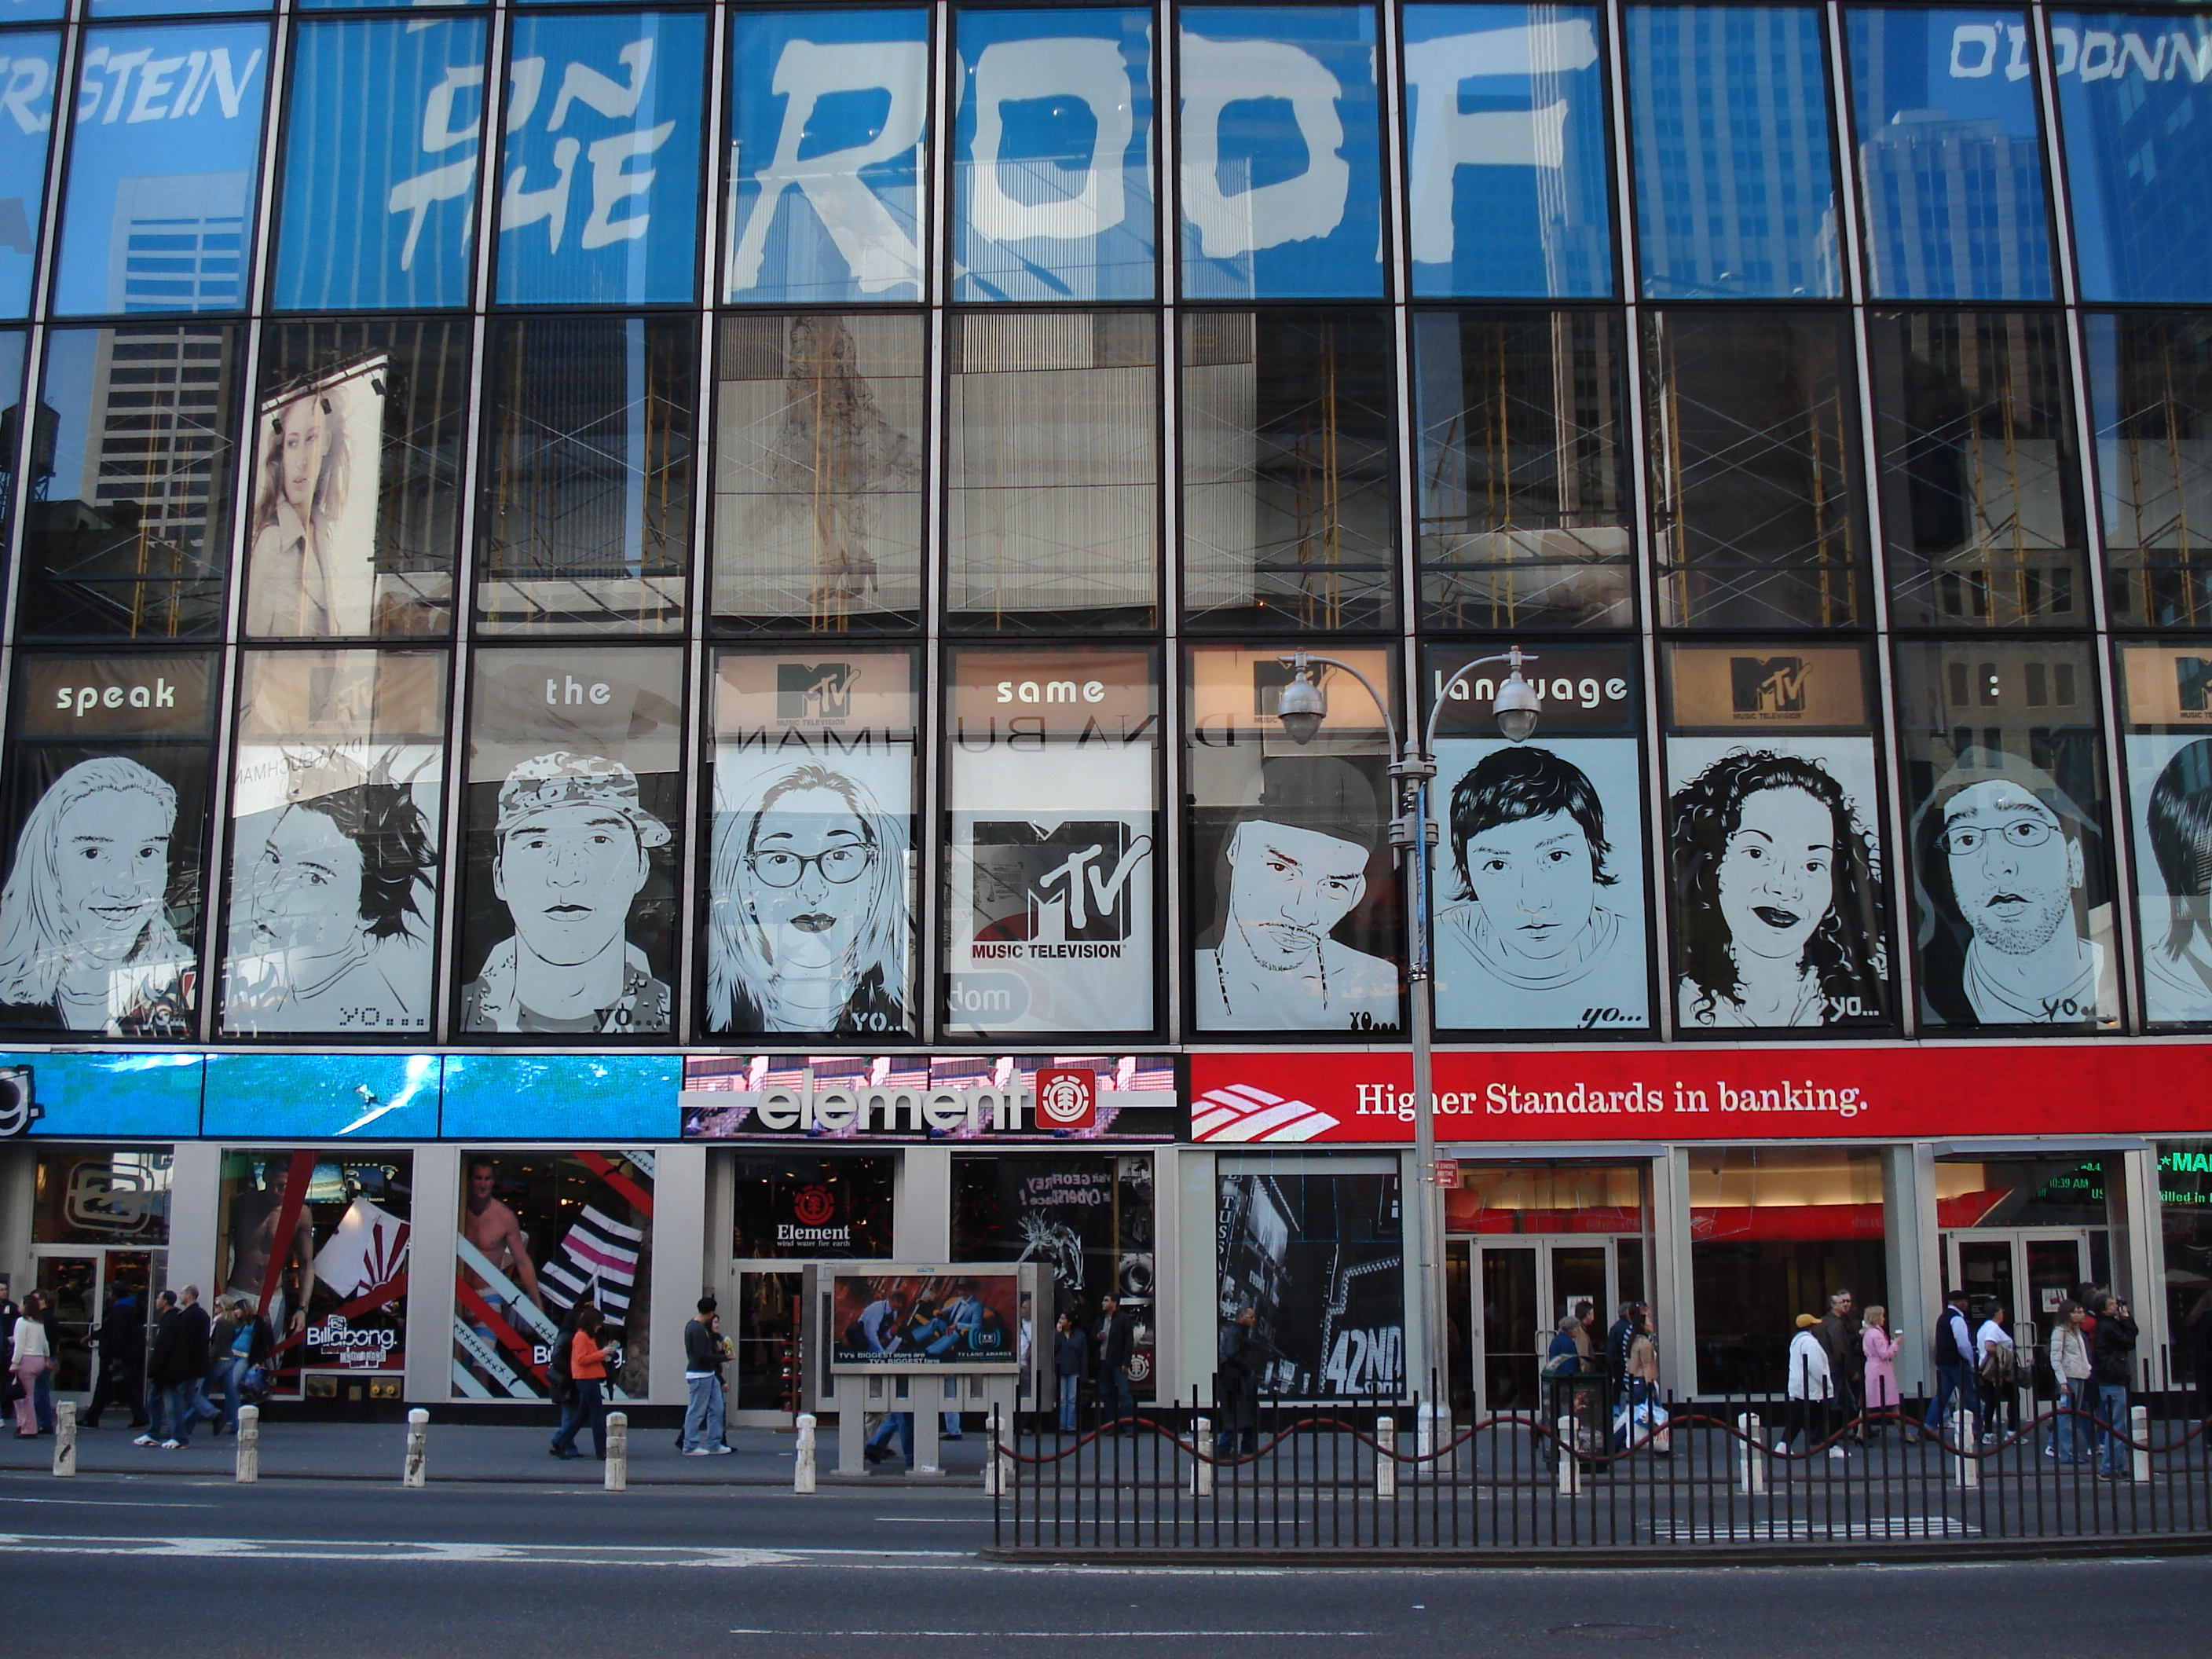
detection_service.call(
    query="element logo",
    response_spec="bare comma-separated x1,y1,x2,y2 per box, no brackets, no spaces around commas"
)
792,1184,837,1227
1035,1068,1097,1130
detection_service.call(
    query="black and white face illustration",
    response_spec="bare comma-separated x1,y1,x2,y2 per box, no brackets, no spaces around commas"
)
1222,818,1369,976
495,804,652,969
1463,808,1599,965
51,777,172,965
247,803,365,964
739,782,877,976
1714,786,1835,969
1939,780,2082,958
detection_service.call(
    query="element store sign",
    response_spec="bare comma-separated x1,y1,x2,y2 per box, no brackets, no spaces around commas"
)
1035,1068,1097,1130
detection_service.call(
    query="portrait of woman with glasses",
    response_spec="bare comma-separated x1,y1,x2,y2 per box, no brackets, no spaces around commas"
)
707,761,911,1035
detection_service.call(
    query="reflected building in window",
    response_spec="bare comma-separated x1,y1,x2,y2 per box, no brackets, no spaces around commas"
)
108,173,247,314
1857,112,2049,302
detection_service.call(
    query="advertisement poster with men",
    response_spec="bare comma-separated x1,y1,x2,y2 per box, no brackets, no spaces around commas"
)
1430,644,1650,1033
707,650,917,1037
1665,646,1891,1031
1189,646,1401,1035
222,650,444,1036
830,1271,1023,1367
460,648,682,1035
944,650,1158,1035
1216,1171,1403,1400
452,1149,655,1401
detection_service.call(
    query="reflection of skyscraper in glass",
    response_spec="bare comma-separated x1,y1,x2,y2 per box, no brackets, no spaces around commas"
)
106,173,250,313
1859,112,2047,299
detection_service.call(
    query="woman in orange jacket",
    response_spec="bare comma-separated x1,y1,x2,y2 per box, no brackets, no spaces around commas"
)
549,1305,609,1460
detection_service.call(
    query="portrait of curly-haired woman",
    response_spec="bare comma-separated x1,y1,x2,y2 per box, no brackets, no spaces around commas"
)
1668,745,1887,1029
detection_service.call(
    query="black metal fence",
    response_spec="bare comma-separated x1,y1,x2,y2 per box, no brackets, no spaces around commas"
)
989,1368,2212,1555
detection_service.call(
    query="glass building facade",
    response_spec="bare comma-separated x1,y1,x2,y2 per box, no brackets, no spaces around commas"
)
0,0,2209,1423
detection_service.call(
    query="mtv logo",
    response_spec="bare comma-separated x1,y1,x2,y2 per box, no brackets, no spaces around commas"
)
970,821,1151,943
2177,657,2212,715
1731,656,1808,715
777,662,855,723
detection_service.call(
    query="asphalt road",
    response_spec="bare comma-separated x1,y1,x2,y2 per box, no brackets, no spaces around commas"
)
1,1470,2203,1657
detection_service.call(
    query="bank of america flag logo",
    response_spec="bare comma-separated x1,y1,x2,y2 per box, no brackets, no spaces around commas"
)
543,1206,643,1321
1191,1083,1339,1144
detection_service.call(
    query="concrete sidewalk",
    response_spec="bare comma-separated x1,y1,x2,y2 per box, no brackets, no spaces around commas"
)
0,1417,994,1485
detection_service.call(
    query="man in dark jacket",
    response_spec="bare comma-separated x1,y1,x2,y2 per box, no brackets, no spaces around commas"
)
1604,1303,1643,1386
1921,1288,1976,1438
678,1296,731,1456
1817,1290,1864,1434
1095,1294,1136,1432
141,1285,211,1450
1052,1312,1089,1434
2091,1293,2140,1478
83,1291,148,1429
1215,1307,1269,1456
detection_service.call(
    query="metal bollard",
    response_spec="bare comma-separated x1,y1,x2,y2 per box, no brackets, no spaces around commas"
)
1192,1417,1213,1496
404,1408,428,1487
1736,1413,1764,1495
604,1411,628,1492
1555,1415,1582,1495
235,1404,259,1483
1376,1415,1397,1499
1954,1409,1979,1489
1416,1400,1455,1475
51,1401,75,1478
2131,1404,2152,1484
793,1412,817,1494
982,1408,1013,1498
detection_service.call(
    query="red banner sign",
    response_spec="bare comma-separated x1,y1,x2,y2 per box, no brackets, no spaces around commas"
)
1189,1043,2212,1145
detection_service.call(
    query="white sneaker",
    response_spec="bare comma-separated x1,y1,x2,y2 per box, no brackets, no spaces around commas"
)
1829,1446,1847,1459
1774,1440,1789,1454
710,1444,734,1454
132,1434,158,1448
682,1446,712,1456
159,1440,184,1450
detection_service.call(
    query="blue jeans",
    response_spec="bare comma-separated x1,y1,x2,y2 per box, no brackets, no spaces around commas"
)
551,1379,606,1457
867,1412,914,1459
1057,1374,1079,1431
1099,1365,1133,1428
2046,1382,2079,1458
208,1357,247,1432
680,1373,723,1452
1922,1363,1965,1433
157,1382,200,1445
2096,1381,2131,1474
31,1367,53,1434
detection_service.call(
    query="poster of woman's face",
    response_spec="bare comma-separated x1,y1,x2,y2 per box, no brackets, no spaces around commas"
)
244,357,386,639
221,652,444,1037
1666,739,1888,1031
2129,733,2212,1025
1433,738,1650,1032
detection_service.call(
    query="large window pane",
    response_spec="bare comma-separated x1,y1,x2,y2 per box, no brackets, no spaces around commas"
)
706,646,918,1038
1404,5,1614,298
0,32,59,318
1188,644,1402,1035
2118,644,2212,1027
954,1152,1154,1342
21,324,243,640
274,18,486,312
1894,639,2120,1030
476,317,694,637
947,310,1159,632
944,647,1160,1036
53,22,268,316
1846,9,2053,301
723,9,928,305
1177,7,1382,301
2053,12,2212,303
1628,5,1841,300
954,8,1154,302
218,649,446,1038
1663,643,1892,1031
493,11,705,306
250,320,469,639
1643,309,1867,630
2090,312,2212,628
1415,309,1633,631
0,650,215,1037
459,646,683,1035
1181,309,1395,632
710,313,923,634
1216,1169,1404,1398
1870,310,2088,629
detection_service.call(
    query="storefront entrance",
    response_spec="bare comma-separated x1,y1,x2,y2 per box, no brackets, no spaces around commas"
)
31,1245,160,1397
1449,1237,1626,1415
1942,1229,2092,1353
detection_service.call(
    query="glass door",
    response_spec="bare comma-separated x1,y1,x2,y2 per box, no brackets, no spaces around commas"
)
1470,1240,1618,1415
732,1267,805,1416
1943,1229,2088,1361
33,1254,98,1393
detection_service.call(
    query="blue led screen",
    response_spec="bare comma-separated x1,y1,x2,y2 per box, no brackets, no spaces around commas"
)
1178,6,1382,300
201,1052,442,1141
1403,4,1613,298
954,6,1155,302
723,8,929,305
438,1053,681,1141
0,31,57,318
53,20,268,316
12,1049,203,1137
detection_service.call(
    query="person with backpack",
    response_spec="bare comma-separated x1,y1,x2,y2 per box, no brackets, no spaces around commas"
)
1918,1288,1976,1442
2091,1292,2139,1479
1974,1299,2019,1446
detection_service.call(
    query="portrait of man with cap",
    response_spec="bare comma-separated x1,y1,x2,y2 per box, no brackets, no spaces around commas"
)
1911,756,2115,1027
1196,756,1398,1031
460,751,672,1033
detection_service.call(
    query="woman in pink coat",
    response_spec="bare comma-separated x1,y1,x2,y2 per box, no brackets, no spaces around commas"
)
1861,1305,1902,1434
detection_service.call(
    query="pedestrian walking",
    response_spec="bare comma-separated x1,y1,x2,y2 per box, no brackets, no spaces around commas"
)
82,1291,148,1430
9,1288,51,1437
1785,1313,1840,1459
1817,1290,1864,1438
2045,1300,2092,1463
1920,1288,1976,1441
1052,1312,1088,1434
549,1305,609,1461
1974,1300,2019,1445
1094,1294,1136,1433
1860,1305,1900,1436
143,1285,211,1450
2090,1292,2138,1478
1605,1302,1643,1390
679,1296,732,1455
1215,1306,1265,1456
206,1298,271,1437
134,1291,176,1443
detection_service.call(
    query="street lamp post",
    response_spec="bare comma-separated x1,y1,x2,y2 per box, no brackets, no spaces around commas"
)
1275,646,1541,1398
